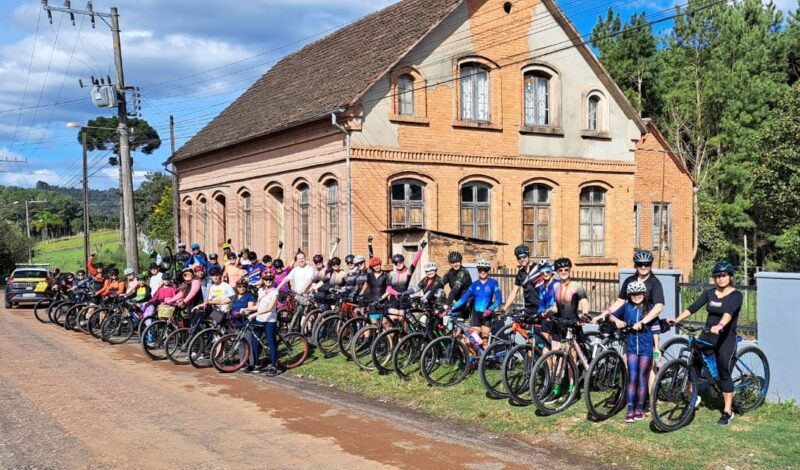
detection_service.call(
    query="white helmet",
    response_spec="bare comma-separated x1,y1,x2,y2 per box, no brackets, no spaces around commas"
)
424,262,438,272
626,280,647,295
476,259,491,269
123,267,135,276
353,255,365,264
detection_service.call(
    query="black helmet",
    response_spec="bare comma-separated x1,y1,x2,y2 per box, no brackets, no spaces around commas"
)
76,269,86,276
712,261,735,276
392,254,405,264
447,251,463,263
148,262,159,270
330,256,341,266
344,254,355,264
633,250,654,265
262,255,272,263
312,254,324,264
248,252,258,261
514,245,531,259
162,273,172,281
136,274,146,281
108,268,119,276
209,267,223,277
273,258,285,269
553,258,572,270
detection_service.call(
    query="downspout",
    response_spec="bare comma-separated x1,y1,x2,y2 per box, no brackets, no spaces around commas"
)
331,108,352,255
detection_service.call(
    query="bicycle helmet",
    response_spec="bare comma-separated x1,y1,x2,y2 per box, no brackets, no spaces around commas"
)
123,267,135,276
148,263,159,270
180,267,193,274
108,268,119,276
227,252,237,260
190,243,200,250
272,258,285,270
539,262,554,273
262,271,275,281
209,267,223,277
553,258,572,270
712,261,735,276
633,250,654,265
136,274,146,281
353,255,365,265
447,251,463,263
369,257,382,268
514,244,531,259
424,262,438,272
76,269,86,276
345,254,355,265
209,252,218,260
193,264,205,272
248,252,258,261
162,273,172,281
262,255,272,263
476,259,491,269
391,254,405,264
236,278,249,287
330,257,342,266
626,280,648,295
312,254,324,264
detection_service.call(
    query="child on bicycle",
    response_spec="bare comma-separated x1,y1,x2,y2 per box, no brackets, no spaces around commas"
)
608,280,661,422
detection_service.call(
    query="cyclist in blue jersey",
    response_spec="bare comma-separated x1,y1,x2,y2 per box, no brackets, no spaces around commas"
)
537,261,559,314
451,259,502,327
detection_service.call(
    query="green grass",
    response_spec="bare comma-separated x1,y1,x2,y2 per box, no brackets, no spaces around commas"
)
289,352,800,469
32,230,149,272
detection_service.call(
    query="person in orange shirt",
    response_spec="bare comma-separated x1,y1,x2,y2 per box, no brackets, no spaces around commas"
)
87,254,109,294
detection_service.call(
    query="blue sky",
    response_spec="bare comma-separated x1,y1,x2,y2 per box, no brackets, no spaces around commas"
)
0,0,796,189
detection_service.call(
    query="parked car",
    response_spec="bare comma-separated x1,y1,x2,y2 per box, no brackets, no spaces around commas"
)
4,264,52,309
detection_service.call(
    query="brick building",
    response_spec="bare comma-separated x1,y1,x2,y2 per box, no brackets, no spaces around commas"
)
170,0,695,276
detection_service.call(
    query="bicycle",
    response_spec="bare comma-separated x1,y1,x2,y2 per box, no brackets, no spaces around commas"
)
140,304,189,360
210,319,309,373
187,312,239,369
583,322,639,421
350,303,403,372
99,299,147,345
369,296,432,374
390,303,447,380
650,324,770,432
496,311,550,405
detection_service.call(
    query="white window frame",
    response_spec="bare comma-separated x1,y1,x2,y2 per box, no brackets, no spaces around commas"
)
460,64,490,122
579,187,606,257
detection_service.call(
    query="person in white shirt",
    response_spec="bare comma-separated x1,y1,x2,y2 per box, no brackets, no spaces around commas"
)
196,267,234,314
277,251,316,294
148,263,163,293
242,272,279,375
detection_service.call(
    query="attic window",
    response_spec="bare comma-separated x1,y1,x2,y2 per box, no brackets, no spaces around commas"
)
503,2,512,14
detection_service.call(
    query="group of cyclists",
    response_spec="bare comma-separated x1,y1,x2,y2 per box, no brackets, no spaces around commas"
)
43,234,752,429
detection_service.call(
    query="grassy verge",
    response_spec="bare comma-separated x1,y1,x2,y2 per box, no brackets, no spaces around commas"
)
288,352,799,469
33,230,150,272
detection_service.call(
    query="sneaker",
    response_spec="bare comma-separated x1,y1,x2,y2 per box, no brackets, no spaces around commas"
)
693,395,702,410
243,366,255,373
625,411,636,423
263,365,278,376
717,412,735,426
633,410,645,421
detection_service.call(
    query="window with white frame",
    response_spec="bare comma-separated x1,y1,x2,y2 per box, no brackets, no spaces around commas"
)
460,64,490,122
397,74,414,116
523,184,551,257
588,95,600,131
241,192,252,249
390,180,424,228
652,202,671,250
524,72,551,126
579,187,606,257
297,184,310,254
326,180,339,254
461,183,491,240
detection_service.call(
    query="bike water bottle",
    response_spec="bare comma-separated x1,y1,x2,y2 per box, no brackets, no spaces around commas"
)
702,351,720,380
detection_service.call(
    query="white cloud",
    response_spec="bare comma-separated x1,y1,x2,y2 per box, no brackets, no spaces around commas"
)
0,168,60,187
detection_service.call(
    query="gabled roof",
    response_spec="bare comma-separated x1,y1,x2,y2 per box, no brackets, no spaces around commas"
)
171,0,462,163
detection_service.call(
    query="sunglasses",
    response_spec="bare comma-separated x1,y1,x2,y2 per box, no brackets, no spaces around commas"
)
635,263,652,268
263,278,274,282
477,268,490,273
517,256,529,261
557,268,570,273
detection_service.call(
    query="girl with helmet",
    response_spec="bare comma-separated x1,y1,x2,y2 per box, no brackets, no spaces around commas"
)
536,261,559,315
240,271,280,375
143,273,177,328
608,280,661,422
451,259,503,329
669,261,742,426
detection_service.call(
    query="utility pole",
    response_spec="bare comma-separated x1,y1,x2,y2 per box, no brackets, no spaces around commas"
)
170,114,180,246
43,1,139,272
82,132,90,269
25,199,47,263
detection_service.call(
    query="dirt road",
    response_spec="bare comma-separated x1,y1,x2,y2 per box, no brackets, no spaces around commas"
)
0,302,594,469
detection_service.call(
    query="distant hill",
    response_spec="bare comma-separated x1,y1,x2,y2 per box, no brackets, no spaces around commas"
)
35,181,119,227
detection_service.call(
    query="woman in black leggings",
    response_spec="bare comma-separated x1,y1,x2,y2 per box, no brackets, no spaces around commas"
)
670,261,742,426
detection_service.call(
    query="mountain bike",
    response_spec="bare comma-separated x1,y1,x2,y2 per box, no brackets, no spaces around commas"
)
210,319,309,373
651,324,770,432
391,304,446,380
583,322,639,421
187,312,239,369
99,299,147,345
496,312,550,404
369,296,434,374
141,304,188,360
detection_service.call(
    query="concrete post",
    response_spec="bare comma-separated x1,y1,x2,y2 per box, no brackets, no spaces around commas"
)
756,272,800,403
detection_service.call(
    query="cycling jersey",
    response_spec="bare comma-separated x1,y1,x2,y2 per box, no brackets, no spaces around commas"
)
515,265,542,310
611,303,655,356
387,249,424,296
452,278,503,313
403,275,443,302
442,268,472,305
274,268,292,293
124,284,152,303
364,271,388,302
537,279,560,314
173,250,191,267
553,280,587,323
230,292,256,316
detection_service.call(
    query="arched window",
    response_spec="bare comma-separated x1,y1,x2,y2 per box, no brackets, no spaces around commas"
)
579,186,606,257
213,194,227,247
461,183,491,240
524,71,550,126
460,64,490,122
241,192,252,249
199,197,209,248
267,186,284,248
397,74,414,116
297,184,310,254
390,180,424,229
523,184,551,257
588,95,600,131
326,180,339,254
184,200,193,242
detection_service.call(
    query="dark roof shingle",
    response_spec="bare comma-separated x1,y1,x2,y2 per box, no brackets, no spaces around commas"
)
172,0,462,162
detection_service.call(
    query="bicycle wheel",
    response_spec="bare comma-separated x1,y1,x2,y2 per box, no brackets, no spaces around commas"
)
141,320,175,361
100,314,122,342
479,340,512,399
530,350,578,415
33,299,52,323
392,332,426,380
165,328,192,365
47,300,64,324
584,349,627,421
188,327,218,369
651,358,697,432
371,328,401,374
420,336,469,387
315,315,343,358
62,303,79,331
88,309,110,338
337,316,367,360
502,343,537,405
276,332,309,369
732,345,769,413
160,245,176,280
660,336,689,365
211,333,249,373
300,308,321,339
311,310,337,349
76,305,93,334
108,315,135,344
51,301,67,327
351,325,378,371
